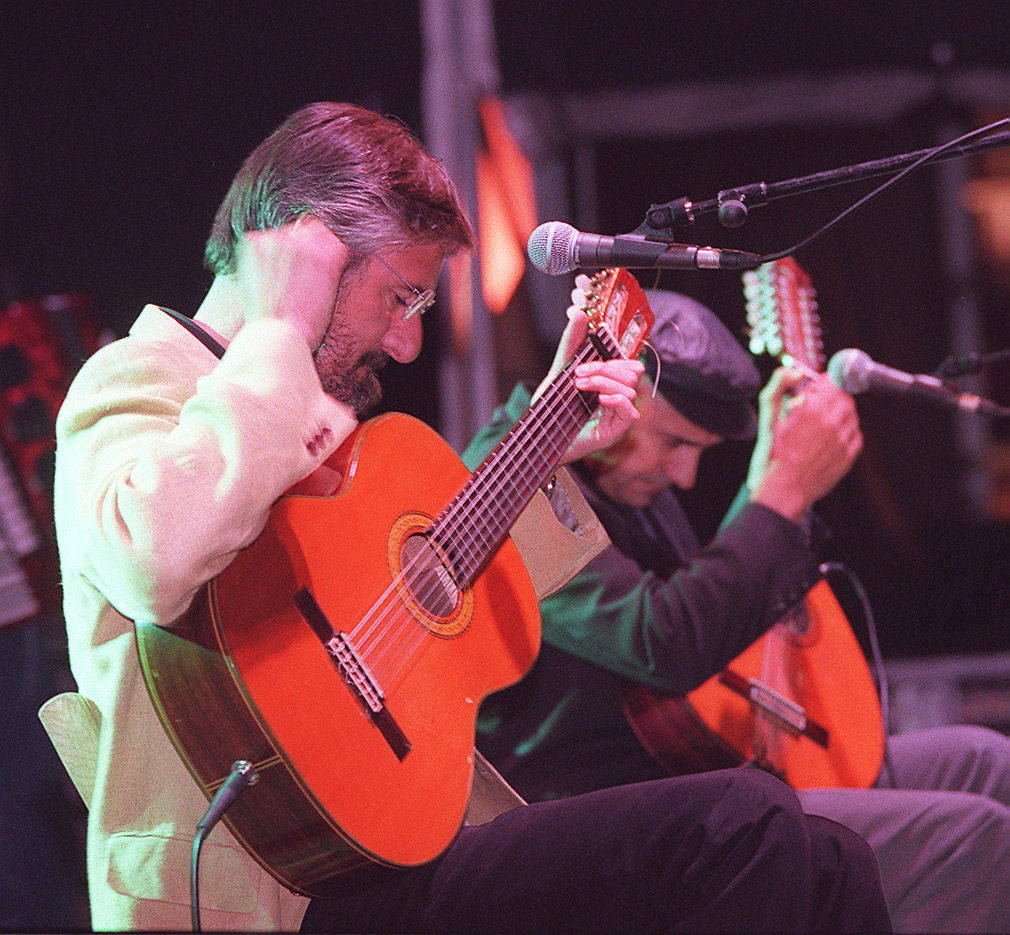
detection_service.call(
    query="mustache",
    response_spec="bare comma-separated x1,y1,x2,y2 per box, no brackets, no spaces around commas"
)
358,351,389,373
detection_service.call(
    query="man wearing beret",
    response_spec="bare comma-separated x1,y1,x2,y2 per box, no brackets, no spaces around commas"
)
466,285,1010,934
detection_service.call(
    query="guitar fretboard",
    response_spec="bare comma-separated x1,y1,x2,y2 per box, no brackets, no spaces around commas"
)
431,328,620,588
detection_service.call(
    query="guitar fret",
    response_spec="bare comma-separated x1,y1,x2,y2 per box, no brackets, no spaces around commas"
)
437,355,600,587
432,271,652,591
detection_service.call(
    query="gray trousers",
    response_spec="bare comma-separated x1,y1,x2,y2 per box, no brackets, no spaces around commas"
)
800,725,1010,933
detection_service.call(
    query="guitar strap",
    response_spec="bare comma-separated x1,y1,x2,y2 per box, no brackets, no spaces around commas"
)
157,306,226,360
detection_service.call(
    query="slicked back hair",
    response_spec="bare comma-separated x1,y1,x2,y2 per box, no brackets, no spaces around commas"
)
204,102,472,274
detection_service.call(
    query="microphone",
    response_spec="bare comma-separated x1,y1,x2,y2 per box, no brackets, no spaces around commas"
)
527,221,764,276
828,348,1005,415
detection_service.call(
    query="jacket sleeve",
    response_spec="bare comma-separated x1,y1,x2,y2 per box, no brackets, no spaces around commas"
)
538,501,821,694
54,317,356,627
464,383,821,694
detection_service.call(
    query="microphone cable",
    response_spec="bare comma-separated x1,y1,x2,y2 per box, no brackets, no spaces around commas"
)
190,759,260,932
934,347,1010,378
819,562,901,788
750,117,1010,265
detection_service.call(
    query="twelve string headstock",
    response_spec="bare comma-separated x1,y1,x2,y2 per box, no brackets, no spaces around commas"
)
742,257,824,372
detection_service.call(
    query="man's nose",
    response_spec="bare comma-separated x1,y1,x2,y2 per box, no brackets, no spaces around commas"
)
381,311,423,363
665,449,701,491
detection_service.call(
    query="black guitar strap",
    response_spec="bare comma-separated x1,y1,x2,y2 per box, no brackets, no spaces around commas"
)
157,306,226,360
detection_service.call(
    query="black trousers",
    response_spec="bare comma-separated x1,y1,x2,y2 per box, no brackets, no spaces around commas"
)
301,769,891,933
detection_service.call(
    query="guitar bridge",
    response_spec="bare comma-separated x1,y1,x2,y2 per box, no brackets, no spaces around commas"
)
719,668,829,749
328,632,384,714
293,587,412,760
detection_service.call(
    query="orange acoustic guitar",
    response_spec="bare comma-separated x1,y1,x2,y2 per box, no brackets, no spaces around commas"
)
621,258,884,790
135,269,653,897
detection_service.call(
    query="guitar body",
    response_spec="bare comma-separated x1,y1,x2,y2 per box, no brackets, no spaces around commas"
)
688,580,882,788
623,584,884,790
137,413,542,896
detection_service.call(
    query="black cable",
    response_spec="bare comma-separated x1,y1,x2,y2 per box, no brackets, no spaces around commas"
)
190,831,207,933
756,118,1010,265
935,347,1010,378
190,759,260,932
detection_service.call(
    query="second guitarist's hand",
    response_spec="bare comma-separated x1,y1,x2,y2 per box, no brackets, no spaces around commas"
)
532,298,644,466
747,367,863,522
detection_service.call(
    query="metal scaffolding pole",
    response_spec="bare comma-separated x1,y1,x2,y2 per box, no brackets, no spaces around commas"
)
420,0,500,452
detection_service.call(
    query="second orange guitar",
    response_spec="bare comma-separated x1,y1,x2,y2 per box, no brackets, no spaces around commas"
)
622,258,884,790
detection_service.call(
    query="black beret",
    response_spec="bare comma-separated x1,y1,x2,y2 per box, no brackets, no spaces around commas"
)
642,289,760,440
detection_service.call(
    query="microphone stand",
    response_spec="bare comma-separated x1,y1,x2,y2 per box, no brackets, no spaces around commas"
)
636,128,1010,238
935,347,1010,379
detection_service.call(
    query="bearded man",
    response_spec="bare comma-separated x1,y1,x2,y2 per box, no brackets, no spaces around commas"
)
48,104,889,933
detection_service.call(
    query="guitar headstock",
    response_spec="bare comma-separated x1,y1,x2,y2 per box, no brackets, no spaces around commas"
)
742,257,824,372
579,268,654,361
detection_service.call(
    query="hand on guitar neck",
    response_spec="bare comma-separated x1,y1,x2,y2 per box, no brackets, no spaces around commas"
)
746,363,863,523
531,275,645,467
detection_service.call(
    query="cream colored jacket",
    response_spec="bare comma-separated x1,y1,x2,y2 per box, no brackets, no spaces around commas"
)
49,306,608,932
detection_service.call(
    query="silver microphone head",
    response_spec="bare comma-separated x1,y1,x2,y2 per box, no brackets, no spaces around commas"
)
827,348,873,394
527,221,579,275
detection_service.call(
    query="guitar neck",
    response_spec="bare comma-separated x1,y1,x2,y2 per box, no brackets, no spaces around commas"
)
432,330,617,588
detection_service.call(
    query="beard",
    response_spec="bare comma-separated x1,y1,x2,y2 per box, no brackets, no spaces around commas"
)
313,313,389,418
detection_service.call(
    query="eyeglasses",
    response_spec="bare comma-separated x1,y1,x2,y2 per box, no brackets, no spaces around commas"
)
374,254,436,320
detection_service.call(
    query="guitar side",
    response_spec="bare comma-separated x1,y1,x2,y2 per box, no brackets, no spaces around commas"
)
137,412,542,896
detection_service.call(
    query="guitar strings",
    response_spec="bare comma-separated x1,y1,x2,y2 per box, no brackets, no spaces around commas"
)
362,322,624,682
347,328,618,688
375,335,602,618
426,320,621,568
345,368,588,687
349,342,599,683
354,337,600,658
395,303,623,600
341,362,580,645
369,325,620,675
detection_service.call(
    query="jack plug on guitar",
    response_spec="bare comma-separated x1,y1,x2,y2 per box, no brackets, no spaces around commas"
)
190,760,260,932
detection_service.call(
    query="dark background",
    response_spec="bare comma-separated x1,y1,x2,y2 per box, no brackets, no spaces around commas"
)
1,4,1009,926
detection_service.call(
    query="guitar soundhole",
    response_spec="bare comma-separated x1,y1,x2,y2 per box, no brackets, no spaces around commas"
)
400,533,460,619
